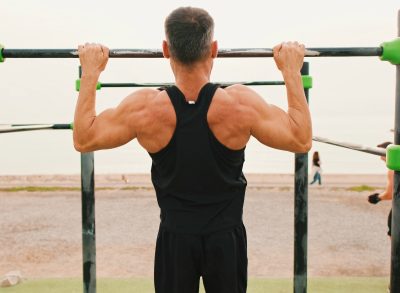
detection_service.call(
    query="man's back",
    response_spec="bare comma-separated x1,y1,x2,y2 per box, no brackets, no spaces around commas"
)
133,84,254,154
148,82,247,234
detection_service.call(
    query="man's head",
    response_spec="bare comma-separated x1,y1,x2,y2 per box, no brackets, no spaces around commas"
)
164,7,216,65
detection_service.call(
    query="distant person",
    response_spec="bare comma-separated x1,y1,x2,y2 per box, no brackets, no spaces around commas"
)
310,151,322,185
73,7,312,293
368,141,393,237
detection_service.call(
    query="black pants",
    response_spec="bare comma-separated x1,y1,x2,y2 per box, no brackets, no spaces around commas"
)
154,224,247,293
388,209,392,237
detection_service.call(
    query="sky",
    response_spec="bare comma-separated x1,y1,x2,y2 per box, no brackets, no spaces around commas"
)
0,0,399,174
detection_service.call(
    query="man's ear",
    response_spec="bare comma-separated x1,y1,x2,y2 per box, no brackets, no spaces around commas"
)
211,41,218,58
162,40,170,58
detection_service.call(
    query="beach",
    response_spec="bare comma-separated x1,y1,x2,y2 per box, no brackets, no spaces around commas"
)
0,173,391,279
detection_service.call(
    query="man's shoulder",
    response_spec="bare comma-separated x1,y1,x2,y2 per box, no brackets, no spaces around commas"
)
129,88,164,100
124,88,174,131
216,84,261,105
123,88,169,107
209,84,259,121
222,84,251,96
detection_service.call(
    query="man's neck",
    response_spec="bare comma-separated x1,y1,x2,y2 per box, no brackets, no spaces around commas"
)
172,60,212,102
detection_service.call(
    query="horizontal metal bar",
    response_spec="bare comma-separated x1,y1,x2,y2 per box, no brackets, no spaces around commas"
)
313,136,386,156
101,82,173,88
100,81,285,88
2,47,383,59
0,123,72,133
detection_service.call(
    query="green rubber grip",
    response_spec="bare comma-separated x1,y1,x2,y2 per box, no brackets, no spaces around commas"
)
0,44,4,63
380,38,400,65
302,75,313,89
386,144,400,171
69,122,74,130
75,79,102,91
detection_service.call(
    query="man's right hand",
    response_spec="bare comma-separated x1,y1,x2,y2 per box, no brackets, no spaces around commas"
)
368,193,381,204
273,42,305,73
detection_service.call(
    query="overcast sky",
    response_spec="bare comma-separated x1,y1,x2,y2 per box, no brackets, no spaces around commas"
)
0,1,399,174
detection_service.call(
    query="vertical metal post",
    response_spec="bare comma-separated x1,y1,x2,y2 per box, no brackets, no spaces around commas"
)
294,62,309,293
391,10,400,293
81,152,96,293
79,66,97,293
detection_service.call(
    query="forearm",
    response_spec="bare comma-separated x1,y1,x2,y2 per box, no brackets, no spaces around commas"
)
73,74,99,150
282,71,312,148
379,190,393,201
380,170,394,200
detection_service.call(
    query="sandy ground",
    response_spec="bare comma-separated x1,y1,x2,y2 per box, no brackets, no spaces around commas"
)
0,173,392,279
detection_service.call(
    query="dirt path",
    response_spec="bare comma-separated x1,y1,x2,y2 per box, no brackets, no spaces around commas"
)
0,174,391,278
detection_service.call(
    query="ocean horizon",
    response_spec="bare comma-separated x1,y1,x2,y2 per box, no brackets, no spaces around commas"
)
0,114,392,175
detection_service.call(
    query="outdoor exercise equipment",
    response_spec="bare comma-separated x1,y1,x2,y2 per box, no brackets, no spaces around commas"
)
0,39,399,63
0,123,72,133
312,136,387,157
74,77,313,91
1,25,400,293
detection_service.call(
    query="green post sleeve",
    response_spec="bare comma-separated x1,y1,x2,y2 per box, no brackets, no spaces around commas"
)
75,79,81,91
301,75,313,89
0,44,4,63
75,79,102,91
380,38,400,65
386,144,400,171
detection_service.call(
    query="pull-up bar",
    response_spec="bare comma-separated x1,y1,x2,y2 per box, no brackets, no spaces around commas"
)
74,80,296,91
1,38,400,64
312,136,386,156
313,136,400,172
0,47,382,58
0,123,72,133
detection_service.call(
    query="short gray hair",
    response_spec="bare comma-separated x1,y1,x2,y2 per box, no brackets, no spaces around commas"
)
165,7,214,64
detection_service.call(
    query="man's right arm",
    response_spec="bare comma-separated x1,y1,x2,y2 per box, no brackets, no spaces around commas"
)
249,42,312,153
73,43,161,153
368,169,394,204
381,170,394,200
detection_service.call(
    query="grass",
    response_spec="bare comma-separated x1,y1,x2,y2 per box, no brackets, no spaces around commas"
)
0,186,149,192
0,186,81,192
0,277,388,293
346,185,378,192
121,186,153,191
279,186,291,191
0,185,381,193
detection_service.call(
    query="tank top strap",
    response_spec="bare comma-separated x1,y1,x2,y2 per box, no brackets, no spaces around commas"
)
197,82,219,117
165,86,185,112
164,83,219,119
164,85,187,126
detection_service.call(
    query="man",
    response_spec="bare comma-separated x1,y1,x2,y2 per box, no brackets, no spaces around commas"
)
74,6,311,293
367,141,393,292
368,142,394,237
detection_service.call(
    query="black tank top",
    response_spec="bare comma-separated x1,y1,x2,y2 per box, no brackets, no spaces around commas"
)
149,83,247,234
